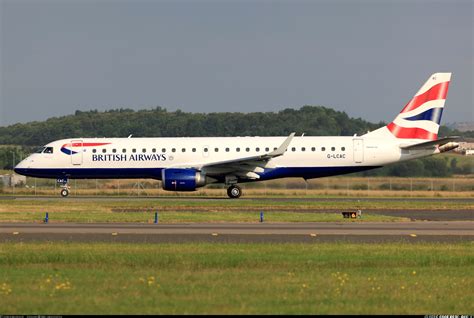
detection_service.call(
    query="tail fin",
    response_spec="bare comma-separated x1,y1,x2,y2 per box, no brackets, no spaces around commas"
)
366,73,451,140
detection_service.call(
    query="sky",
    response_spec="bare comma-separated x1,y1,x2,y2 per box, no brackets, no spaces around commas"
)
0,0,472,127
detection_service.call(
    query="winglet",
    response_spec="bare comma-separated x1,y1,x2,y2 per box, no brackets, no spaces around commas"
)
268,132,295,157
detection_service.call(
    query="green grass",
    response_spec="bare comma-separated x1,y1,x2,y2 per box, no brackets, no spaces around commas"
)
3,197,471,223
0,210,402,223
0,242,473,314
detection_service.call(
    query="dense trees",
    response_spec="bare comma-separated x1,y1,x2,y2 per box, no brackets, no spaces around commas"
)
357,156,471,177
0,106,381,145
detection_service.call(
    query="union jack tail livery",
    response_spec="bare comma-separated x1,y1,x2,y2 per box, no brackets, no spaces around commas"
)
386,73,451,140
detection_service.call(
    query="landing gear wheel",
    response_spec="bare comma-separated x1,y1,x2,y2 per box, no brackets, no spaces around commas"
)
227,185,242,199
60,188,69,197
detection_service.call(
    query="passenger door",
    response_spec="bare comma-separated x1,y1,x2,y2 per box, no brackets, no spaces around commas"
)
71,140,83,165
353,138,364,163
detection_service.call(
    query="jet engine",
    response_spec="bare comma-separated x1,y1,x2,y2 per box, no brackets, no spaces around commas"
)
161,168,208,191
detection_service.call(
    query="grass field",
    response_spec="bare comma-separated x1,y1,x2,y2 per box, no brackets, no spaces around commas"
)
0,242,473,314
2,197,473,223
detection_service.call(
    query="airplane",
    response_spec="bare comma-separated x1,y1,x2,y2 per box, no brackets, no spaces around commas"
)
14,72,460,198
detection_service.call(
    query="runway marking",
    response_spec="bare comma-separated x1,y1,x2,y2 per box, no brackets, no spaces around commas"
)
2,222,474,241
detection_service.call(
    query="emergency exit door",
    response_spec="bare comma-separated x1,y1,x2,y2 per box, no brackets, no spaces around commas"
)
202,145,210,158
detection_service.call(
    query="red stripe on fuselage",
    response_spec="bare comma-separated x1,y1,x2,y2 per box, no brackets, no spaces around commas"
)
62,142,111,148
401,81,449,114
387,122,437,140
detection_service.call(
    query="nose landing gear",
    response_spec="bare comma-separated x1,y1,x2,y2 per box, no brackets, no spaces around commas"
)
60,188,69,197
57,178,70,197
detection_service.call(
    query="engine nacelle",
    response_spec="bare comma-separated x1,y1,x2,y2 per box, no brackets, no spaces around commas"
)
161,168,207,191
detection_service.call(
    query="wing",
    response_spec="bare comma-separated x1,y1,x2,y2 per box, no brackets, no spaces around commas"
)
171,133,295,180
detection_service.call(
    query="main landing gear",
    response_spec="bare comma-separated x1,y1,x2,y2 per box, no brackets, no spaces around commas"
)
227,185,242,199
57,178,70,197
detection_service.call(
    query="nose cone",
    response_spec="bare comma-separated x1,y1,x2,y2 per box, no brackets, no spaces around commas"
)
14,159,29,176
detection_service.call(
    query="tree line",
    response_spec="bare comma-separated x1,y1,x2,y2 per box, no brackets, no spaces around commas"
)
0,106,382,145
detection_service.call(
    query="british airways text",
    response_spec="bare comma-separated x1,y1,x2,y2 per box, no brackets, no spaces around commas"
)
92,154,167,161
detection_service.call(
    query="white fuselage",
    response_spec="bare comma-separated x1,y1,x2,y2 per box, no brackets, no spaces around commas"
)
14,134,435,182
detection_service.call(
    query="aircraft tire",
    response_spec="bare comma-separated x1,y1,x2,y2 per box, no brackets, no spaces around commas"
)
60,188,69,197
227,185,242,199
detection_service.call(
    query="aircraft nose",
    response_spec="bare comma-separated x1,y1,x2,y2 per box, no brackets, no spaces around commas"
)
14,159,29,175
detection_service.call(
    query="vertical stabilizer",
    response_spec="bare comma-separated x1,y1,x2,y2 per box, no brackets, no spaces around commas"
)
365,73,451,140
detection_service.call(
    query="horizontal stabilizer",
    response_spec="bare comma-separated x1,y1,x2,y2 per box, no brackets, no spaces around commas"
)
399,136,461,150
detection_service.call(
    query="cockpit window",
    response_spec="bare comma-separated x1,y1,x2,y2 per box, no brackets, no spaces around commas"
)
36,147,53,154
36,147,46,153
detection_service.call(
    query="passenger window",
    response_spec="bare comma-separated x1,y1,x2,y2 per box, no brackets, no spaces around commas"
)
236,148,240,152
152,148,156,153
112,149,117,153
132,149,136,153
311,147,316,151
142,148,146,153
341,147,345,151
204,148,208,152
225,148,230,152
162,148,166,153
214,148,219,152
265,147,269,152
182,148,186,152
102,149,107,153
246,147,250,152
192,148,196,152
92,149,97,153
301,147,306,152
122,149,127,153
322,147,326,151
274,147,277,151
172,148,176,153
331,147,335,151
256,147,260,152
291,147,296,152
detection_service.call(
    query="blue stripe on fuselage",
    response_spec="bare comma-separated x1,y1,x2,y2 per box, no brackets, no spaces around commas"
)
60,148,77,155
14,166,381,181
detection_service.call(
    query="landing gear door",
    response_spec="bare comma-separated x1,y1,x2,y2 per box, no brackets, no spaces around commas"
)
353,138,364,163
71,140,83,165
